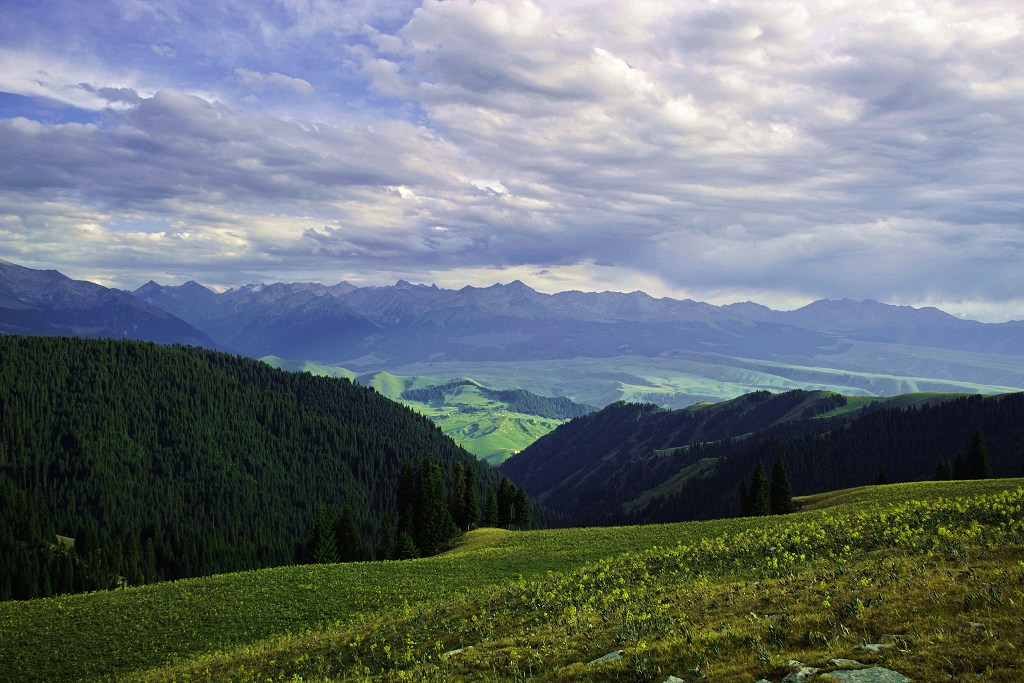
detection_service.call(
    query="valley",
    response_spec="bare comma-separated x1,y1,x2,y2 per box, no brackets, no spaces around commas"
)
263,356,594,464
386,344,1024,409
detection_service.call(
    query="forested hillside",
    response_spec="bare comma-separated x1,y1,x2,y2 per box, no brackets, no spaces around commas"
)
0,336,524,601
502,389,1024,524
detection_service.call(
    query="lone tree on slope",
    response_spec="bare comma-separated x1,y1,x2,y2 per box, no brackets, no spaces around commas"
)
770,457,794,514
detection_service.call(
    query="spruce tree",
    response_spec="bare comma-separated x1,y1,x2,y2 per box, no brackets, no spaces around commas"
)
953,451,967,479
377,516,394,561
335,503,362,562
309,506,338,564
876,468,889,485
748,462,770,516
448,462,467,531
738,479,750,517
396,531,420,559
463,466,479,531
512,486,531,530
497,479,514,528
75,521,98,560
769,457,793,514
485,487,499,527
413,458,457,555
966,429,991,479
396,460,416,537
934,458,952,481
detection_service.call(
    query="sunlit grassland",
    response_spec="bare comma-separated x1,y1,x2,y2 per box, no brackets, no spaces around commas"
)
262,357,569,463
2,479,1022,682
390,349,1023,409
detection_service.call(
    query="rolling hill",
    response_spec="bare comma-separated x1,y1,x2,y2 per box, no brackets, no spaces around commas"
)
0,335,518,600
500,389,1024,524
1,478,1021,682
262,357,595,464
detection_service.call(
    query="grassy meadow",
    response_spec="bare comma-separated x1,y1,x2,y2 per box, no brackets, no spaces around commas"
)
262,357,570,463
2,478,1022,682
390,348,1024,409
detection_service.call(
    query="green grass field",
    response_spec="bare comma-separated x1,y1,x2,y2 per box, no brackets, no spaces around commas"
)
2,478,1022,682
389,348,1024,410
262,357,571,463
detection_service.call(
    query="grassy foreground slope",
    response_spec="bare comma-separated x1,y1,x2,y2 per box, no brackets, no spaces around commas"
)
2,479,1022,682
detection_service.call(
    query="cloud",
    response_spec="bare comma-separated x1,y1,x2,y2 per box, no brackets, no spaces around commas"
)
0,0,1022,320
235,68,313,96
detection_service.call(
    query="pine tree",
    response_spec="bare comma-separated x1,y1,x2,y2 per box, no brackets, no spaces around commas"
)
377,516,394,561
335,503,362,562
497,478,514,528
485,487,499,527
876,468,889,485
953,451,967,479
738,479,750,517
396,460,416,537
934,458,952,481
396,531,420,559
413,458,457,555
748,462,770,516
309,506,338,564
448,462,467,531
512,486,531,530
463,466,479,531
769,457,793,514
966,429,991,479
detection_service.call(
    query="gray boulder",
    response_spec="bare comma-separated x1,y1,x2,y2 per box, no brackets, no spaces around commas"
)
588,649,624,665
820,668,910,682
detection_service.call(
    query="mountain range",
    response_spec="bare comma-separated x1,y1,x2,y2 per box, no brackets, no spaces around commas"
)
131,276,1024,364
0,259,216,347
3,258,1023,407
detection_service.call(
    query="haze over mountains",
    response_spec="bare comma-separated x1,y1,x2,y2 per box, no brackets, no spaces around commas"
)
3,259,1023,407
133,275,1024,364
130,268,1024,406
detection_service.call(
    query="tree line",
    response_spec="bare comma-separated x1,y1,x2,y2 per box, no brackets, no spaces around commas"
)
305,460,532,564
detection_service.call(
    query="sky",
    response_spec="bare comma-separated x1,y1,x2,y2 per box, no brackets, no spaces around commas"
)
1,0,1022,321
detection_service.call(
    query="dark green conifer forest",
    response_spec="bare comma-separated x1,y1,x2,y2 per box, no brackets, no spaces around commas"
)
0,335,528,601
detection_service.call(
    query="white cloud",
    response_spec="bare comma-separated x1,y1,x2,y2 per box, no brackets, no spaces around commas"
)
0,0,1022,318
235,68,313,95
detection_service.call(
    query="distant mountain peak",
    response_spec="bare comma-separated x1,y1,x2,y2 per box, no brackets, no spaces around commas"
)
133,280,163,296
0,260,219,348
392,279,438,291
482,280,538,296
